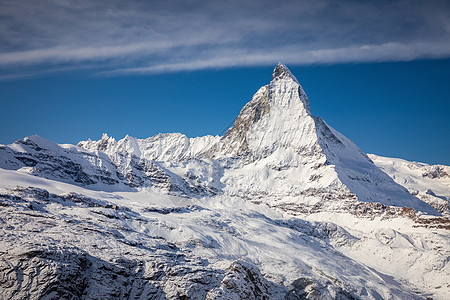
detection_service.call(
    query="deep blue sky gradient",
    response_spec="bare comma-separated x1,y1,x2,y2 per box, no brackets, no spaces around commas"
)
1,59,449,165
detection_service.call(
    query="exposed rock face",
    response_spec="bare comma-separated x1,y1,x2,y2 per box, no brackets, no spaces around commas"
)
219,85,271,157
206,261,274,300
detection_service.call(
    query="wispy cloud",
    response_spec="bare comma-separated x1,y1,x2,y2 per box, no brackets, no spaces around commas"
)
1,0,449,79
105,42,450,75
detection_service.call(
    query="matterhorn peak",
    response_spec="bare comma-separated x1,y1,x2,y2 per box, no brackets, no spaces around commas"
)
272,62,299,83
270,62,311,115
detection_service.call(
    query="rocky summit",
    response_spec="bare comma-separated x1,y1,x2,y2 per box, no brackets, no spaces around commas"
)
1,64,449,299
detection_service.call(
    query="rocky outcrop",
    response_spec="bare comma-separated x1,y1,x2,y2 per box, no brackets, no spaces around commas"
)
206,261,274,300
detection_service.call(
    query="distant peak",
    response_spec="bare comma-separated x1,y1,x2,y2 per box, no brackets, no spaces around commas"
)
19,134,61,152
272,62,299,83
100,133,116,143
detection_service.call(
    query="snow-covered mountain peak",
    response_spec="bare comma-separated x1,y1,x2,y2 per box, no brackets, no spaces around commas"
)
11,134,62,153
270,63,311,115
272,62,299,84
87,132,117,152
217,64,314,158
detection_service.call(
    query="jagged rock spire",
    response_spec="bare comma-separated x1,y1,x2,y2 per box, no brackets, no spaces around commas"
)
271,62,310,115
272,62,299,83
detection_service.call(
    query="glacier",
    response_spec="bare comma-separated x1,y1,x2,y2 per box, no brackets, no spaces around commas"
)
0,63,449,299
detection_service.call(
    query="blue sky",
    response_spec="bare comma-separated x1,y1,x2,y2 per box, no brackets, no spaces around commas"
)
0,0,449,165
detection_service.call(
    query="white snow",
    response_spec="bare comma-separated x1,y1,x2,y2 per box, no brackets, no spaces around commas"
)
369,154,450,216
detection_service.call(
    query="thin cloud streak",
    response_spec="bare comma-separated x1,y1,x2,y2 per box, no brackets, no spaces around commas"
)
1,0,449,79
0,40,224,65
105,42,450,75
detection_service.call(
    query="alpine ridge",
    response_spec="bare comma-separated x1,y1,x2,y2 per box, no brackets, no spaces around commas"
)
78,63,438,215
1,63,449,300
0,63,440,216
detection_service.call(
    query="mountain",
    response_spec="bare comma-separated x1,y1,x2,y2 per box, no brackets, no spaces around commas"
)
369,154,450,217
1,63,438,216
0,63,449,299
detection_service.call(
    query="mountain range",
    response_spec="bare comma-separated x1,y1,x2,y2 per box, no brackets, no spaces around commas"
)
0,63,449,299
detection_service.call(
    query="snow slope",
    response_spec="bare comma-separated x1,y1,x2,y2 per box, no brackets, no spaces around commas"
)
369,154,450,217
1,168,449,299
